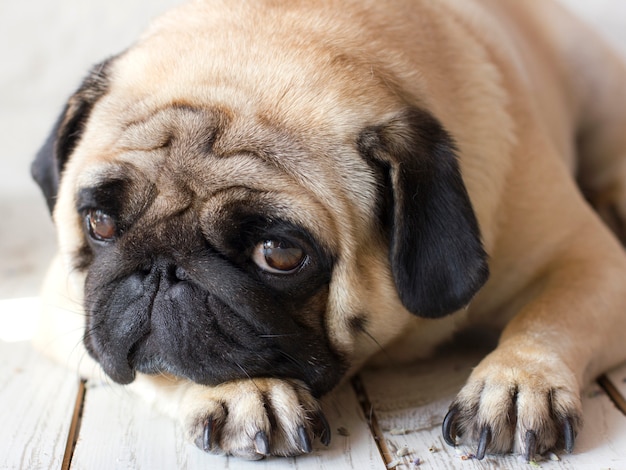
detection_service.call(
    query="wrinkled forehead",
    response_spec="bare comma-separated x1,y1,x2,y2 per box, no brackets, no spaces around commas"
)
71,104,341,246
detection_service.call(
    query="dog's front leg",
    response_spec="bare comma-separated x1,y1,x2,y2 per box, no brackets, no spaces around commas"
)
130,374,330,460
443,221,626,461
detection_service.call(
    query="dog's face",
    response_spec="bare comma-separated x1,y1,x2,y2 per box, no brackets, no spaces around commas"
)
32,4,488,398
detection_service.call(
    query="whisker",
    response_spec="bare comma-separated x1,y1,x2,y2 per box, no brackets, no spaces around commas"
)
361,327,390,360
257,333,299,339
279,350,305,368
236,363,266,393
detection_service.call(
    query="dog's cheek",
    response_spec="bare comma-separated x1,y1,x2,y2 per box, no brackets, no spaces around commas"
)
72,242,94,272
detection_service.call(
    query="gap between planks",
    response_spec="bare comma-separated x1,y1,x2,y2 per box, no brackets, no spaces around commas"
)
61,374,391,468
352,375,394,467
61,379,87,470
598,374,626,415
59,371,626,469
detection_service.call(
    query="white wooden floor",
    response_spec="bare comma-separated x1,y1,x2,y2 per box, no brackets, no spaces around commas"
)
1,299,626,470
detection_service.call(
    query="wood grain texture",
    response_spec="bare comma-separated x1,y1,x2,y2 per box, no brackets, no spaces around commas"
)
70,380,385,469
359,344,626,469
0,340,79,470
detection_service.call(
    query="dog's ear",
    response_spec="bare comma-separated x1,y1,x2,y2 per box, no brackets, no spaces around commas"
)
358,107,489,318
31,58,115,214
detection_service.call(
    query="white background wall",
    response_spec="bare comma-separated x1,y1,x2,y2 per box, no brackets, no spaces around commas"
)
0,0,184,196
0,0,624,297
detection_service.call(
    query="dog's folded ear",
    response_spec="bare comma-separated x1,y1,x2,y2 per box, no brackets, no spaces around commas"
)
358,107,489,318
31,58,115,214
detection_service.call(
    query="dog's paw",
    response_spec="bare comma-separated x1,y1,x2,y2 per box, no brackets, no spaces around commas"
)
442,343,582,461
183,378,330,459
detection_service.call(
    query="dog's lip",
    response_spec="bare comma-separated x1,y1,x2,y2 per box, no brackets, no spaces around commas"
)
101,357,137,385
93,336,144,385
83,327,138,384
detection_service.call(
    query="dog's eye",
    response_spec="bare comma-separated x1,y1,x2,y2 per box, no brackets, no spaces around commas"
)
253,240,306,273
85,209,117,242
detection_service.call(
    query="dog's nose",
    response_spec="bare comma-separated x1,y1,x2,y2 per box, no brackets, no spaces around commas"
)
85,258,197,385
154,262,194,302
126,259,190,294
151,258,189,283
121,260,196,372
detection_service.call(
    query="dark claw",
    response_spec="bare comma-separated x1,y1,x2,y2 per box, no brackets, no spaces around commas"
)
476,426,491,460
297,425,312,453
524,430,538,463
313,411,331,446
563,417,575,454
254,430,271,456
442,405,459,447
203,417,213,452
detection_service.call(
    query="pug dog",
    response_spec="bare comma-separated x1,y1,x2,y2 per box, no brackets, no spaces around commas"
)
31,0,626,462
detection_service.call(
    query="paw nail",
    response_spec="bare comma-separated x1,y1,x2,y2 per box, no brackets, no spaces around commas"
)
524,430,537,463
254,430,270,456
314,411,331,446
476,426,491,460
442,405,459,447
297,425,312,453
563,417,575,454
203,417,213,452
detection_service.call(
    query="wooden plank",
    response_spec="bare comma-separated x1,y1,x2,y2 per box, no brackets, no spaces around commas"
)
0,340,80,470
70,379,386,469
359,345,626,469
